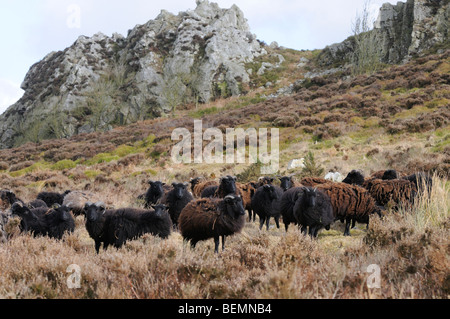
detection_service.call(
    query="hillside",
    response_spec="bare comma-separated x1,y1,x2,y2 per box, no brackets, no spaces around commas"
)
0,47,448,199
0,0,449,300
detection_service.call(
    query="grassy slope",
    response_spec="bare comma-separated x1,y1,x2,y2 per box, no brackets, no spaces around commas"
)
0,47,449,299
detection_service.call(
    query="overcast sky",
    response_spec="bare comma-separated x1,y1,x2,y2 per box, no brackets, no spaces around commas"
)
0,0,398,114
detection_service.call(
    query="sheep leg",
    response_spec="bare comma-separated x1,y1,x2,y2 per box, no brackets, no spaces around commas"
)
311,226,321,238
266,216,271,230
259,216,266,230
95,241,101,254
222,236,226,252
275,216,280,229
214,236,220,254
344,219,352,236
301,226,308,236
284,222,289,232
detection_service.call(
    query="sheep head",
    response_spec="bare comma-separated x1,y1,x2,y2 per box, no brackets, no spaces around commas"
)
11,202,38,222
172,183,188,199
304,187,318,207
152,204,168,218
342,170,365,186
50,205,72,222
263,184,279,200
219,176,237,195
279,176,293,191
84,202,106,222
148,181,166,196
223,195,245,219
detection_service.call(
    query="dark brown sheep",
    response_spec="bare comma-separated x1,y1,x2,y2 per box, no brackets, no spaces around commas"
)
257,176,275,187
237,182,258,222
190,178,219,198
178,195,246,253
362,179,418,209
300,177,330,187
316,183,382,236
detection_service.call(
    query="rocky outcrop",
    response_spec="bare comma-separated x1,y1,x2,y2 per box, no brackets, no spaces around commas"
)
318,0,449,67
0,0,266,149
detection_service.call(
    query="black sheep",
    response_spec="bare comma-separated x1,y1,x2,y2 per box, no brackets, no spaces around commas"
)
178,195,246,253
37,190,71,207
201,185,219,198
402,172,433,194
251,184,283,230
103,205,172,250
279,187,303,231
161,182,194,228
84,202,115,253
342,170,365,186
11,202,75,240
27,199,48,209
214,176,238,198
292,187,334,238
382,170,399,180
279,176,302,192
142,181,172,208
0,190,24,210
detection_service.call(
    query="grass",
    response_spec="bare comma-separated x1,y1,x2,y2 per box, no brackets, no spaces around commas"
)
0,45,449,300
1,176,448,299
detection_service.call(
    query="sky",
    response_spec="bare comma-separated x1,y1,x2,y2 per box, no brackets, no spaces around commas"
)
0,0,398,115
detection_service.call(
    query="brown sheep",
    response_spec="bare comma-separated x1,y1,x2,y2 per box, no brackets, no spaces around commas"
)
257,176,275,187
179,195,246,253
316,183,382,236
362,179,418,209
236,182,257,222
300,177,330,187
190,179,219,198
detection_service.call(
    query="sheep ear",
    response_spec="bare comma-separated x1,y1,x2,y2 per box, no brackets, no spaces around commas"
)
95,202,106,211
148,180,153,185
84,202,92,209
14,201,23,208
224,195,234,203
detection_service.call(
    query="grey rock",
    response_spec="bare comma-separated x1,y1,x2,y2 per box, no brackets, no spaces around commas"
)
318,0,448,66
0,0,266,149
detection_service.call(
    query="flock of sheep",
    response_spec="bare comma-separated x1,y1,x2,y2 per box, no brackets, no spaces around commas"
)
0,169,432,253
